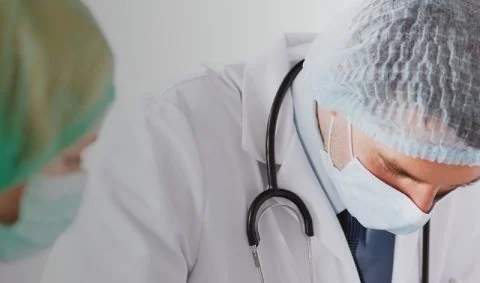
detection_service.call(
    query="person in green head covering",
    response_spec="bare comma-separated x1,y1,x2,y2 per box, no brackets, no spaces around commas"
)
0,0,115,261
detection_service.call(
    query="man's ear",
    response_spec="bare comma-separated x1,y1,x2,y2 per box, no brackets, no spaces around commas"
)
317,111,354,169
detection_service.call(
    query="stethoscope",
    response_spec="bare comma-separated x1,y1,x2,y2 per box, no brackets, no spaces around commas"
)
245,59,430,283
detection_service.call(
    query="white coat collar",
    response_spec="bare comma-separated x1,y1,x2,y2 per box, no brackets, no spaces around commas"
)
241,33,317,163
240,34,361,281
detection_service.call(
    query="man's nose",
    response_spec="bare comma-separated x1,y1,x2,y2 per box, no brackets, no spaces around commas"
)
403,183,438,213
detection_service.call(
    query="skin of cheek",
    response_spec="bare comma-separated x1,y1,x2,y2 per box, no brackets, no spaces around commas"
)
0,184,26,225
43,128,99,176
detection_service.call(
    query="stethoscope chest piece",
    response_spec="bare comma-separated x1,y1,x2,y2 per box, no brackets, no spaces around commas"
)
247,186,317,283
247,188,314,247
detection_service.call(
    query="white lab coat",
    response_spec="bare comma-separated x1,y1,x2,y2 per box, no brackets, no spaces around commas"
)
41,34,480,283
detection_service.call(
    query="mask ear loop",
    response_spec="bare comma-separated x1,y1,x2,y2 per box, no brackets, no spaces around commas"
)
348,121,354,159
327,116,335,155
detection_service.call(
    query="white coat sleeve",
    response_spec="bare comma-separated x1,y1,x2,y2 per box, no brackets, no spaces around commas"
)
41,95,206,283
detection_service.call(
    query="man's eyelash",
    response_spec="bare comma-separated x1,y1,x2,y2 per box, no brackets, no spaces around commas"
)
384,166,401,177
378,159,400,177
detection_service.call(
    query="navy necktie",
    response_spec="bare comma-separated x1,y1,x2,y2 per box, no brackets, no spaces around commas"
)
338,210,366,254
338,210,366,282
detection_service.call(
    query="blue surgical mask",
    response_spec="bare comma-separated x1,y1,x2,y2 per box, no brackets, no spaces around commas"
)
0,171,86,261
322,117,431,235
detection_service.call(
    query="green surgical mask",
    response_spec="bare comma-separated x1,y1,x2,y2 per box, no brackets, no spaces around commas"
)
0,171,86,261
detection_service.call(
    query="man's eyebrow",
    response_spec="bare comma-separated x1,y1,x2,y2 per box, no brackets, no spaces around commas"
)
377,153,428,184
378,153,480,187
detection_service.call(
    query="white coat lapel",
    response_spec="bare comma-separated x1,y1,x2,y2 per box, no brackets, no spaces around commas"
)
241,33,317,164
276,129,361,283
391,230,422,283
427,194,458,283
391,192,458,283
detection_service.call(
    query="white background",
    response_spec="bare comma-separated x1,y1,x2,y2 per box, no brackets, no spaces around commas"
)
0,0,350,282
81,0,343,97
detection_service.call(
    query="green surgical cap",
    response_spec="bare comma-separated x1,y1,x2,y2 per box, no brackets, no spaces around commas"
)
0,0,115,191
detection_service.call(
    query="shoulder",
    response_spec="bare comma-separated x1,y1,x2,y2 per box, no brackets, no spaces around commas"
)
433,186,480,279
90,64,246,201
146,64,246,124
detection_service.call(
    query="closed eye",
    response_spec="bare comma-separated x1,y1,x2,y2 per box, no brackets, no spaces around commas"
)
381,162,402,178
377,154,426,184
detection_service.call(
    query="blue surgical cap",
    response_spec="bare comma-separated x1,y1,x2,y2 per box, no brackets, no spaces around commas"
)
304,0,480,166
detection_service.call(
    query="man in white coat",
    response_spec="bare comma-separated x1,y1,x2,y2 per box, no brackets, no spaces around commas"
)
42,0,480,282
